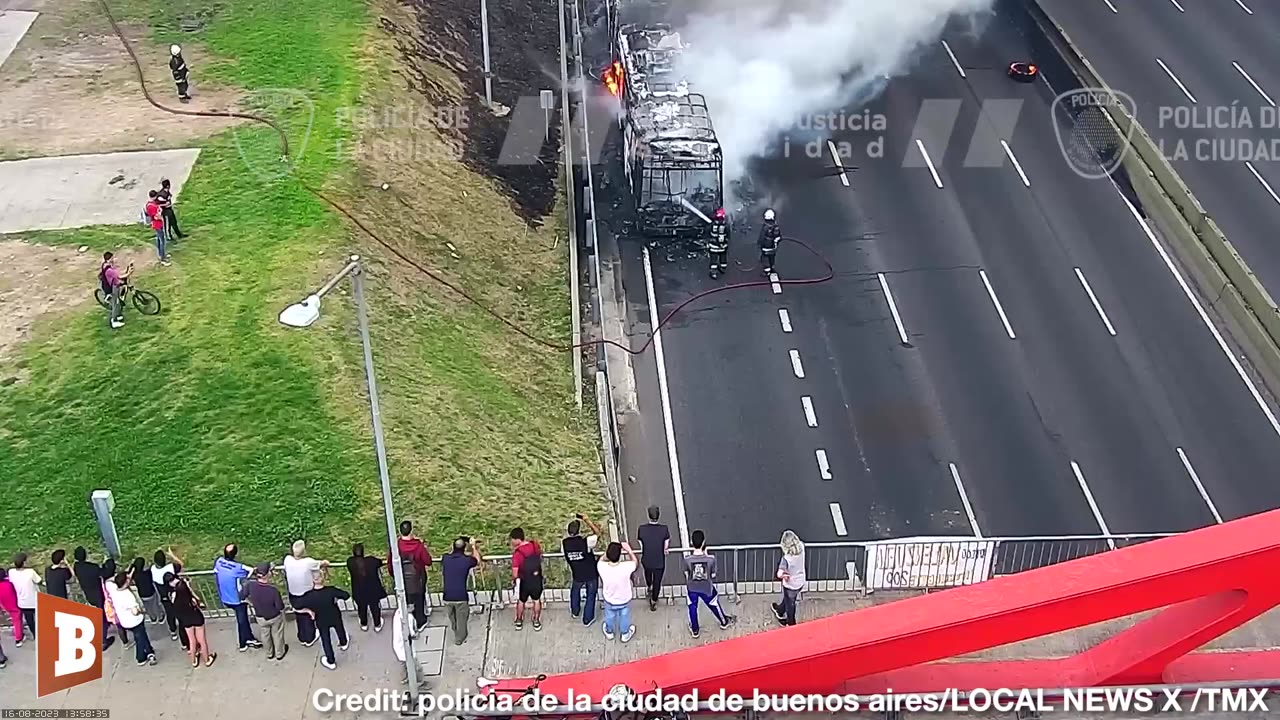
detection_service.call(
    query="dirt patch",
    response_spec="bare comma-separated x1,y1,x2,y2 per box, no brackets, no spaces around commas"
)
0,238,156,370
0,0,244,158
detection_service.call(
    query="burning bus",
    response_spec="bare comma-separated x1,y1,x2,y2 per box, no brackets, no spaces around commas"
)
602,19,724,240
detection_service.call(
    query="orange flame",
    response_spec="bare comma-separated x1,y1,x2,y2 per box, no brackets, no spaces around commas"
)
602,61,624,97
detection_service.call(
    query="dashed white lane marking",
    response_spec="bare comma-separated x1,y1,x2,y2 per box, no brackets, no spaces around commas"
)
1166,0,1185,12
979,269,1017,340
877,272,910,345
1070,461,1114,548
1115,190,1280,439
948,463,983,538
1000,140,1031,187
778,308,793,333
1101,0,1118,13
941,40,966,78
915,139,944,188
816,449,832,480
1233,62,1276,107
1234,0,1253,14
789,349,805,378
1074,267,1118,336
1156,57,1198,104
641,246,691,548
827,139,851,187
770,272,782,294
801,396,818,427
829,502,848,536
1176,447,1224,524
1245,161,1280,206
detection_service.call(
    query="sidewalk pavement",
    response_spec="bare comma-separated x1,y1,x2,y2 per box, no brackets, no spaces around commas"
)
2,594,1278,719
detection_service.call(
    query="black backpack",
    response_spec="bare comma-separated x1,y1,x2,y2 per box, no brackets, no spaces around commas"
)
400,556,425,594
518,548,543,582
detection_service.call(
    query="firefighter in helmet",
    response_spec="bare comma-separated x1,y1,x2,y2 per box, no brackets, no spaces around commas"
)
758,208,781,275
169,45,192,103
708,207,729,279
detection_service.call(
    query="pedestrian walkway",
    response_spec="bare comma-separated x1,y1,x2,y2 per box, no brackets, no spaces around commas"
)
3,594,1278,718
0,10,37,69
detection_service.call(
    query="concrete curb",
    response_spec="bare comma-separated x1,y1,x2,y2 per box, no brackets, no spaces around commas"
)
1026,0,1280,386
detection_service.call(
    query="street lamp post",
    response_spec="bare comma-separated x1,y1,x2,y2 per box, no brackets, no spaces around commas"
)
278,255,421,702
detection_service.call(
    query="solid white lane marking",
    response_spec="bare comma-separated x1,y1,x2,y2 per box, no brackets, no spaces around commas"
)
915,139,944,188
802,396,818,427
1070,461,1115,548
1176,447,1224,524
1166,0,1185,12
816,449,832,480
1245,161,1280,206
941,40,966,78
778,308,793,333
1115,189,1280,439
642,246,691,548
979,269,1017,339
789,349,805,378
829,502,848,536
1234,0,1254,14
827,139,850,187
1156,57,1198,104
770,272,782,294
1233,62,1276,107
1000,140,1031,187
948,463,983,538
877,272,910,345
1102,0,1118,12
1074,267,1118,336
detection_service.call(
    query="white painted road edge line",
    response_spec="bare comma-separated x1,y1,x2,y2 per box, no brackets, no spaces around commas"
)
1155,57,1197,104
941,40,966,78
1074,267,1118,336
948,463,983,538
979,269,1017,339
1070,461,1115,548
778,308,793,333
1000,140,1031,187
1234,0,1254,15
1115,189,1280,439
827,139,851,187
1176,447,1224,524
915,139,944,188
1233,62,1276,107
829,502,848,537
801,396,818,427
641,246,691,548
1244,161,1280,206
1102,0,1118,13
877,272,910,345
789,349,805,379
769,272,782,294
816,449,832,480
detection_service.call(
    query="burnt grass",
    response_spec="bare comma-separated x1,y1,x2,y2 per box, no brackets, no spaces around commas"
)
379,0,562,225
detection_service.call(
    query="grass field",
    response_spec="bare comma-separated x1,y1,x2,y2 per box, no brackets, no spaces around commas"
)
0,0,604,569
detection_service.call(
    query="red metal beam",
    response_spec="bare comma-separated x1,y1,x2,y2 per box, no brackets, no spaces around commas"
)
493,510,1280,704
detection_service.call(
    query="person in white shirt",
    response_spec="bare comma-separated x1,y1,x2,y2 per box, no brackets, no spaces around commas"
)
283,540,327,646
8,553,41,640
391,606,425,688
596,541,638,643
151,550,180,641
109,571,156,666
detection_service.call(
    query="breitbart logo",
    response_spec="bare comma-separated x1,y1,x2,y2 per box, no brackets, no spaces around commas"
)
37,595,103,697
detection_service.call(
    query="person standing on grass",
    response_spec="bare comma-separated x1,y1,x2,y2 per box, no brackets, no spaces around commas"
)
637,506,670,611
169,45,192,102
144,190,171,266
109,571,156,666
156,178,185,241
0,567,20,646
213,543,261,652
98,252,129,329
391,521,432,626
597,542,637,643
45,550,73,600
8,554,40,640
441,537,480,645
71,547,115,651
130,557,163,624
240,564,288,661
563,514,601,627
346,543,387,633
167,571,216,667
295,571,350,671
509,528,544,631
150,550,178,639
283,540,326,647
684,530,732,638
772,530,806,627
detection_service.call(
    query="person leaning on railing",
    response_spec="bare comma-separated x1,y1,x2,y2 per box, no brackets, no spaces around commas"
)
772,530,806,627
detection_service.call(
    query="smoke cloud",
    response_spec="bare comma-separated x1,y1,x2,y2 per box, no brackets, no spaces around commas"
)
671,0,995,185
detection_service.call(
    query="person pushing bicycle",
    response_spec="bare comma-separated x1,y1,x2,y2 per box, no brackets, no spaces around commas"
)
99,251,132,330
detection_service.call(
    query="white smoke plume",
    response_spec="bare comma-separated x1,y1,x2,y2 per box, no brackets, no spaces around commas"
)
671,0,995,185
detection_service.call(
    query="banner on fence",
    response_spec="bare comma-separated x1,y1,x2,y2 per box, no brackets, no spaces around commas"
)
863,537,996,590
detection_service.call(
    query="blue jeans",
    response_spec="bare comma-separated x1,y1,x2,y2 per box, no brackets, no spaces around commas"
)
687,589,727,633
153,228,167,260
225,602,256,648
603,601,631,637
570,578,598,625
130,621,154,663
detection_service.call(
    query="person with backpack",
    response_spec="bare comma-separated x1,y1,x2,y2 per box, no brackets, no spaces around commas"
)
143,190,171,266
392,521,431,626
99,252,130,329
508,527,544,631
563,514,601,626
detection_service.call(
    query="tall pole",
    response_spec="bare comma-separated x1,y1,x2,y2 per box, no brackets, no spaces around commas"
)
558,0,582,407
480,0,494,107
352,262,421,702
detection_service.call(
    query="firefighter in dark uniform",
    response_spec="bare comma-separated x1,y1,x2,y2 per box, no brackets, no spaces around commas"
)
707,207,729,279
170,45,192,103
758,208,781,275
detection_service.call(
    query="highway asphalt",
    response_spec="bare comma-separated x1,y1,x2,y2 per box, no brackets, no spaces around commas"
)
1040,0,1280,299
612,0,1280,550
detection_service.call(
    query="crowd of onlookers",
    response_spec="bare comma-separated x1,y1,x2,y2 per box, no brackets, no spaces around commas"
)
0,510,808,676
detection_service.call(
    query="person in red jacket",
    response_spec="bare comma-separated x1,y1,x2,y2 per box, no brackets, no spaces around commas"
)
144,191,171,266
390,521,432,625
508,528,544,631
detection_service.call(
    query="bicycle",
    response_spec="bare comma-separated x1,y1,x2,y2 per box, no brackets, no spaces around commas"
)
95,266,162,315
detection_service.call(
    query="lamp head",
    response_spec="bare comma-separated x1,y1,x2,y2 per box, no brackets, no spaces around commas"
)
278,294,322,328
